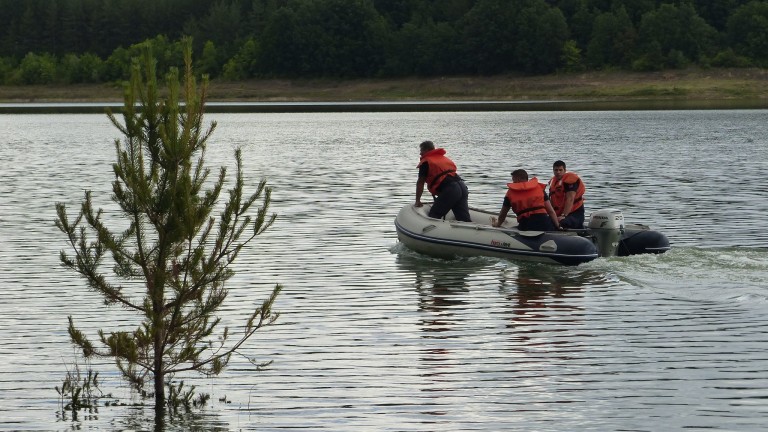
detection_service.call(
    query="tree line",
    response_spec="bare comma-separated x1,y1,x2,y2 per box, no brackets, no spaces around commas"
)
1,0,767,85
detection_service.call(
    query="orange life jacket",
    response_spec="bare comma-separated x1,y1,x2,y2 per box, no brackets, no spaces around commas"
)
548,172,585,215
418,148,458,194
505,177,549,222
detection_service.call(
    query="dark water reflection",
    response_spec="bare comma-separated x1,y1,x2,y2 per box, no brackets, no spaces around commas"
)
1,111,767,431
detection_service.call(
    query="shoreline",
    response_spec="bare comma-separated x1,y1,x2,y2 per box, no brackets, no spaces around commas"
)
1,68,767,112
2,98,767,114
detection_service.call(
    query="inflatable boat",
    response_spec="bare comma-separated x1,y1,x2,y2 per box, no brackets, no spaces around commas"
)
394,204,670,266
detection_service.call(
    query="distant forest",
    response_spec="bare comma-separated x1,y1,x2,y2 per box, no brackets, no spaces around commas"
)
1,0,767,85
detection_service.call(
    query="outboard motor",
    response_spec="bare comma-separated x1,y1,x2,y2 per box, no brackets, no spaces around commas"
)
588,209,625,257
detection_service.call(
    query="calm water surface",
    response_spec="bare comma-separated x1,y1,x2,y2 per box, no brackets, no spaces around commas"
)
1,110,767,431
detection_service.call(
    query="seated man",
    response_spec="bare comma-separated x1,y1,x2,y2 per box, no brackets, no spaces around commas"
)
492,169,559,231
548,160,585,229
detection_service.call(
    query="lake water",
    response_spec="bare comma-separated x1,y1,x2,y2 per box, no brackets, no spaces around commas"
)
1,110,767,431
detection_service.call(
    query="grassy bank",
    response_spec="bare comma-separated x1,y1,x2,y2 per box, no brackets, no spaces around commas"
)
1,68,767,103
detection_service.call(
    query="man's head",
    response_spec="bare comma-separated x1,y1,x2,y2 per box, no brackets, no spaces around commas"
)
552,160,566,179
419,140,435,156
511,169,528,183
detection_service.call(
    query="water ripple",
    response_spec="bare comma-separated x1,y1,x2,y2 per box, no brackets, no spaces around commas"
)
2,111,768,431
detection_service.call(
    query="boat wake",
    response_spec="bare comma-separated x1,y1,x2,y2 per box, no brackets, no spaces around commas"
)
583,246,768,304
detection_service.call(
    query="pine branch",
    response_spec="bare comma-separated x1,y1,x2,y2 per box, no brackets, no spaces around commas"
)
57,37,281,414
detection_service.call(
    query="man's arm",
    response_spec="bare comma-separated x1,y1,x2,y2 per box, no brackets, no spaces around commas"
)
545,200,560,229
493,205,511,227
560,190,576,218
415,177,426,206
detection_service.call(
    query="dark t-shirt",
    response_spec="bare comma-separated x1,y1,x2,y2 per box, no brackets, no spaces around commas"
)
418,161,429,178
563,178,581,193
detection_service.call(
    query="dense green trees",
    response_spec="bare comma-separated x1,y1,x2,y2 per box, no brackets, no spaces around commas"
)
586,7,636,68
454,0,568,75
257,0,388,77
0,0,766,85
727,1,768,66
636,3,718,69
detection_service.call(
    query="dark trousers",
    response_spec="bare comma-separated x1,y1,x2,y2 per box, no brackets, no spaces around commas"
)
518,213,555,231
560,205,586,229
428,179,471,222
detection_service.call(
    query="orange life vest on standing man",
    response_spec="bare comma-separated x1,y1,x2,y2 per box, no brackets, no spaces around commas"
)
418,148,458,195
505,178,549,223
548,172,585,215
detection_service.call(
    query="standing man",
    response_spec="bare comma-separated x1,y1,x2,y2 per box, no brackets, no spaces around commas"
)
415,140,471,222
492,169,559,231
548,160,585,229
